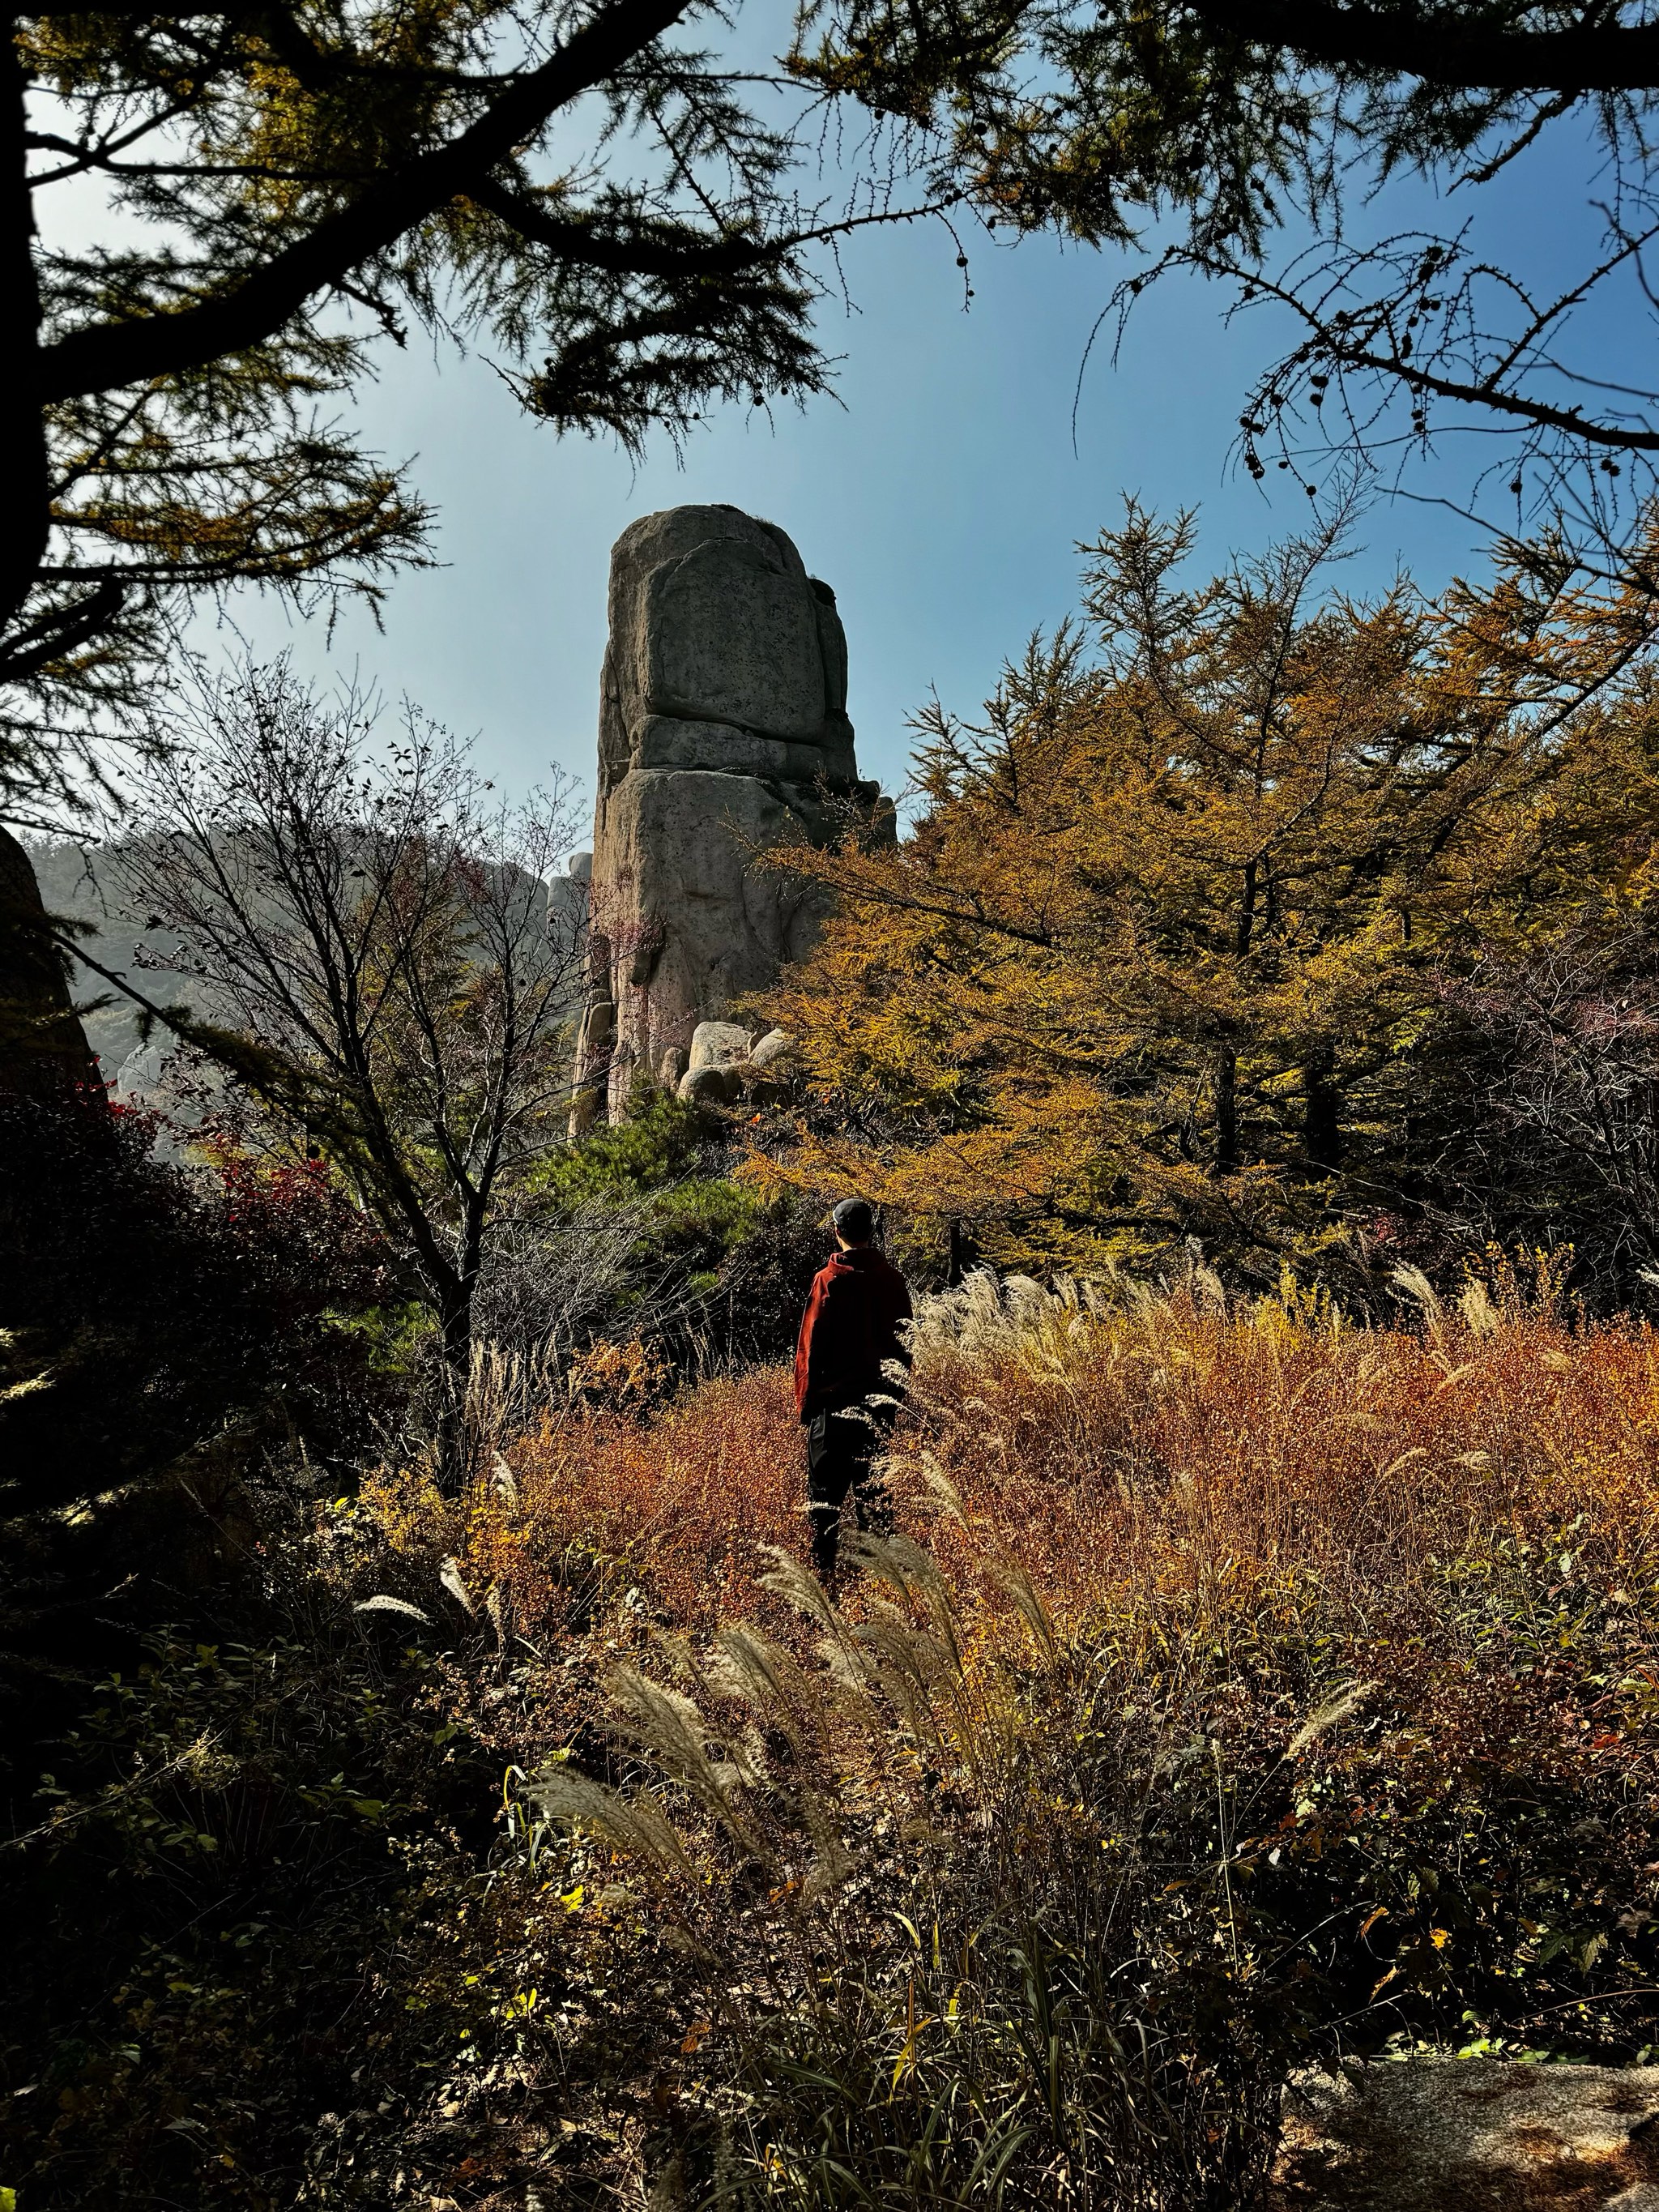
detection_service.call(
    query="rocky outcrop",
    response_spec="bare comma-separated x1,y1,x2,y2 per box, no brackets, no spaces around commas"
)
546,847,591,959
574,505,885,1121
1270,2059,1659,2210
0,828,100,1098
675,1021,795,1105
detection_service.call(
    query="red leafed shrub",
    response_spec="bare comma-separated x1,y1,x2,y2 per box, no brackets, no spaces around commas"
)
194,1129,394,1338
0,1087,395,1517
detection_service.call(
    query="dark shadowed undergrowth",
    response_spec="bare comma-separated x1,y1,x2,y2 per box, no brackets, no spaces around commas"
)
6,1261,1658,2208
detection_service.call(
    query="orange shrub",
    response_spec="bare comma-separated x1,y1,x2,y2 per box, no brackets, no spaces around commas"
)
365,1269,1659,1668
392,1368,811,1636
892,1268,1659,1654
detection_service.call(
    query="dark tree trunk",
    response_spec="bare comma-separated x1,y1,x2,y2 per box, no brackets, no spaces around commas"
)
429,1281,476,1494
1215,1047,1239,1175
1305,1051,1342,1172
0,831,103,1098
3,48,50,643
946,1219,967,1287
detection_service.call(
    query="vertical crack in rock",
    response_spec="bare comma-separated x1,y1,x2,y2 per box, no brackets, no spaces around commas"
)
572,504,889,1121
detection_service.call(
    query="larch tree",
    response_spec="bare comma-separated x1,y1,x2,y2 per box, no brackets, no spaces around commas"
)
800,0,1659,557
7,0,960,826
750,506,1659,1297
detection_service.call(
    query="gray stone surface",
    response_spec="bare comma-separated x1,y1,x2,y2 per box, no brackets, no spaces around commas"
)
632,715,855,784
574,506,885,1117
748,1027,795,1070
546,849,591,960
599,507,807,790
816,588,849,715
576,1000,615,1059
687,1022,753,1073
1270,2059,1659,2211
678,1061,744,1106
641,536,825,741
113,1040,167,1102
590,767,837,1104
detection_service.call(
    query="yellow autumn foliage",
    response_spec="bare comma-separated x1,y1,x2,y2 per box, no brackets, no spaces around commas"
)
748,505,1659,1292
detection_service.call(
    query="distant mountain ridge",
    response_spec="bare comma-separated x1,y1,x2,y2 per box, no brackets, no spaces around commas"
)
23,837,591,1107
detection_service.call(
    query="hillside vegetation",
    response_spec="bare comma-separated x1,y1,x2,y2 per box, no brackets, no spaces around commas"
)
7,1260,1657,2207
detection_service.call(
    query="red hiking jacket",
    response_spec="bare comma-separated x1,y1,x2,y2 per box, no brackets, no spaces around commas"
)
794,1246,914,1422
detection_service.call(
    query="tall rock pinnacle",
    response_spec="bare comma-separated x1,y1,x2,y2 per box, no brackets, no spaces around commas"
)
572,505,883,1122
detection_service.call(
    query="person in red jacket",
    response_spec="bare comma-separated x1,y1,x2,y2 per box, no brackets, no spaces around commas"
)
794,1198,913,1580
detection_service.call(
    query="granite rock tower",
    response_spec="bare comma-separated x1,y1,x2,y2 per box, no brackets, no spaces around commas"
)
572,505,881,1121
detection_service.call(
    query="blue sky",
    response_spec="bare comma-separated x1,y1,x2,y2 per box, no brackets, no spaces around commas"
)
210,101,1637,829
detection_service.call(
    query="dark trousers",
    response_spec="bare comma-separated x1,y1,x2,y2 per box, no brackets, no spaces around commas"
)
806,1403,896,1579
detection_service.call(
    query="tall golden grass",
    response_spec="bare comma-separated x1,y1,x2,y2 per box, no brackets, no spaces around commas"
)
901,1261,1659,1638
350,1260,1659,2205
365,1260,1659,1999
373,1257,1659,1676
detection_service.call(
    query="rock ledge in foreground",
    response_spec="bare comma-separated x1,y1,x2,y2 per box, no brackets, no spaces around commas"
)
1270,2058,1659,2212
